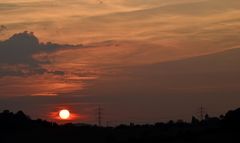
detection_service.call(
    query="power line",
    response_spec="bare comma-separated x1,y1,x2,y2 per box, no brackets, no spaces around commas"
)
97,105,102,126
197,105,206,120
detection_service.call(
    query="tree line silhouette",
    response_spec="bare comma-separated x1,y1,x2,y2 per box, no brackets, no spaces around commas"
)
1,108,240,143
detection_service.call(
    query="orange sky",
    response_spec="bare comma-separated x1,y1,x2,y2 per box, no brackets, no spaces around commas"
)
0,0,240,124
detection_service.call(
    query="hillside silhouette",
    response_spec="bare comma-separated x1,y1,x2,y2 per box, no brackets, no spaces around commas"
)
1,108,240,143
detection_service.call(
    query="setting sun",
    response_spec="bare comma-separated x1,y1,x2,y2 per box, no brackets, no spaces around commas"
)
59,109,70,120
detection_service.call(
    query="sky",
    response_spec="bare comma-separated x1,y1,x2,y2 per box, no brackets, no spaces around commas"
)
0,0,240,125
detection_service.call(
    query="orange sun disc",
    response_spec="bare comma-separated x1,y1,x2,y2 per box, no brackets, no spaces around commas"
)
59,109,70,120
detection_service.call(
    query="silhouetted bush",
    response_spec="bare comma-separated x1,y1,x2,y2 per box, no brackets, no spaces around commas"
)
1,108,240,143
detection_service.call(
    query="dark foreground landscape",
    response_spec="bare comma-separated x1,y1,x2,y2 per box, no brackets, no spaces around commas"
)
1,108,240,143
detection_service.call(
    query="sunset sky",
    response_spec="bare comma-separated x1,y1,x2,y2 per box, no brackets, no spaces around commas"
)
0,0,240,125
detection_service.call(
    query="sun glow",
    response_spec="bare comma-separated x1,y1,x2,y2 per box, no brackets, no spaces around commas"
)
59,109,70,120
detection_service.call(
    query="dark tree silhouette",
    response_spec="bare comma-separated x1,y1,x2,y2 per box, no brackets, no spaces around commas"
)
1,108,240,143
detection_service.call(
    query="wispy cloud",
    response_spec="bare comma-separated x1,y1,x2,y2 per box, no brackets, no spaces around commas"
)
0,32,97,96
0,31,71,76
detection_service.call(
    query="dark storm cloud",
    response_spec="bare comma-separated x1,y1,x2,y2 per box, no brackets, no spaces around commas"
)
0,31,75,77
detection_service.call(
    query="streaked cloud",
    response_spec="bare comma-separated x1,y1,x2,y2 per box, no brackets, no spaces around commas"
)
0,0,240,123
0,32,97,96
